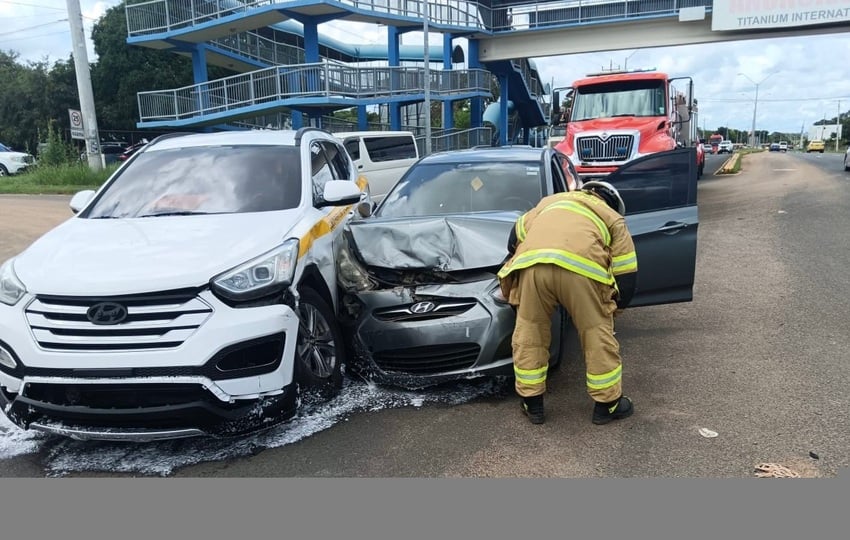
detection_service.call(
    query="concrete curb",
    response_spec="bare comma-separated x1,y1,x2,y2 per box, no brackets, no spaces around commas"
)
716,152,741,175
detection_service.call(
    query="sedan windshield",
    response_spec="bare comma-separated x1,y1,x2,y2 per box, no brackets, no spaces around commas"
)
85,145,302,218
377,161,543,218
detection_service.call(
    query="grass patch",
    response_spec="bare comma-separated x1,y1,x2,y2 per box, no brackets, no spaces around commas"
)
0,163,116,194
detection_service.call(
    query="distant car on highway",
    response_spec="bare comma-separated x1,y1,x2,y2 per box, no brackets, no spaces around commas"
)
807,140,825,153
769,143,781,152
778,141,788,152
717,140,734,154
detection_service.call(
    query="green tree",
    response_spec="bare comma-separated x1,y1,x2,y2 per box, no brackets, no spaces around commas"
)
90,2,195,130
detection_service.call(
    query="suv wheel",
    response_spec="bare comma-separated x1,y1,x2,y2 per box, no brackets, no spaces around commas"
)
0,165,8,177
844,155,850,171
295,286,344,402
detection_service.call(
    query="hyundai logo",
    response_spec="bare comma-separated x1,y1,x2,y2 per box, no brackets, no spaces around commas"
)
86,302,128,325
409,301,436,314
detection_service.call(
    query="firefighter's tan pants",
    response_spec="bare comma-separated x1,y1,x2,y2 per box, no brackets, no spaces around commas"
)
511,263,622,403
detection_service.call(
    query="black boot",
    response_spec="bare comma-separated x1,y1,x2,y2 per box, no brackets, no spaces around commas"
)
521,395,545,425
592,396,633,425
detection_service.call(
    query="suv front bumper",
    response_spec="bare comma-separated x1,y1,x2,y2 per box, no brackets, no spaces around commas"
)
0,289,301,440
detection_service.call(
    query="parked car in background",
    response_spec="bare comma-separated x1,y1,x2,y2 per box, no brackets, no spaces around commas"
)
118,139,149,161
769,143,781,152
807,140,826,153
337,147,699,388
334,131,419,203
0,143,35,177
0,128,369,441
779,141,788,152
702,142,713,153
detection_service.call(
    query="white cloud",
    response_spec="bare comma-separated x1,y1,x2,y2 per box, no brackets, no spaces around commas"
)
5,2,848,133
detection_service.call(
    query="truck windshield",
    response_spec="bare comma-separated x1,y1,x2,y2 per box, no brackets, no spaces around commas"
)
571,80,666,120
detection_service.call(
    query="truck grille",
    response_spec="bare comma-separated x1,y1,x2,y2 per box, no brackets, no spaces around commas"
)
576,135,634,162
26,290,212,351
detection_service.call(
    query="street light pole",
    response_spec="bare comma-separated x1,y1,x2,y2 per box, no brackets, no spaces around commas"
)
738,71,776,148
421,1,431,156
836,100,842,152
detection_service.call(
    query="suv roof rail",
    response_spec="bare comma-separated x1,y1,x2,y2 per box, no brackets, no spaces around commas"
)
295,127,332,145
148,132,194,145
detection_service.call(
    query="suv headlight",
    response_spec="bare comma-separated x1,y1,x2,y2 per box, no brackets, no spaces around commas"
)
211,239,299,301
0,258,27,306
11,155,26,164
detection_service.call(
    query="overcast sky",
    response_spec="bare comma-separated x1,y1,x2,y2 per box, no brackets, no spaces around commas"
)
4,0,849,135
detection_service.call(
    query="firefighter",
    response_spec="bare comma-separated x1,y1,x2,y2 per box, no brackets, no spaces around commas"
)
498,181,638,425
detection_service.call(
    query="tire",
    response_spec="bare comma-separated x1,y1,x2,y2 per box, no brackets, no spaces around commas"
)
698,161,704,178
844,156,850,172
294,286,344,402
0,164,8,177
549,308,569,371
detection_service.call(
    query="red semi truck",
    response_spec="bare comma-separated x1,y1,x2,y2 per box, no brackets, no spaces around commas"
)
549,69,704,179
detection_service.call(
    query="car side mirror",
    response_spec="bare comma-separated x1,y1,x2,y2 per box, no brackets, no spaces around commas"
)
69,190,95,214
356,200,374,218
318,180,363,208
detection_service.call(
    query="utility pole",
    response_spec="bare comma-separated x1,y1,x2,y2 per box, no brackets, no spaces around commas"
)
66,0,102,170
421,1,431,156
836,100,842,152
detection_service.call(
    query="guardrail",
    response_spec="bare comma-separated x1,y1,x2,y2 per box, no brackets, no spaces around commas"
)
137,60,491,122
126,1,714,37
421,126,494,154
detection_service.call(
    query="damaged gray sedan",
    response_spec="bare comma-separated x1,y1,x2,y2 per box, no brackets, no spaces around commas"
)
336,147,578,387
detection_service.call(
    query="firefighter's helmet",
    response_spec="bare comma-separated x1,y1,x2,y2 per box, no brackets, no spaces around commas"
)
581,181,625,215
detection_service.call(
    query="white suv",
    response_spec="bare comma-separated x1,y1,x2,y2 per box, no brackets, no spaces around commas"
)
718,140,734,154
0,142,35,176
0,128,369,441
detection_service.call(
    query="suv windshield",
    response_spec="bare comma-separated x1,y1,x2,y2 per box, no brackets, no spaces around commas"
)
377,161,543,218
85,145,302,218
571,80,667,120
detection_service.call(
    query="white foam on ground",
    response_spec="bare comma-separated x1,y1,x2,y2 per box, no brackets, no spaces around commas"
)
0,378,508,476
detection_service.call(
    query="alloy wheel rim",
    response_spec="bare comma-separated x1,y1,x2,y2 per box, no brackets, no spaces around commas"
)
297,303,336,379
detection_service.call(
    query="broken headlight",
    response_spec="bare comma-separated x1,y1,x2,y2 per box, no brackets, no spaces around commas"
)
337,244,375,292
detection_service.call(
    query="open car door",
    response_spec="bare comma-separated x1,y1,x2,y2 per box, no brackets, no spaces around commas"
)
604,148,698,307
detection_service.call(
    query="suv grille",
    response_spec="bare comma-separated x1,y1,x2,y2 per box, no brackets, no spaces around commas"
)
576,135,634,162
26,290,212,351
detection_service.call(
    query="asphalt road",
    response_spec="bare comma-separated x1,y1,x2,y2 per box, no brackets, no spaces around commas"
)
1,151,848,477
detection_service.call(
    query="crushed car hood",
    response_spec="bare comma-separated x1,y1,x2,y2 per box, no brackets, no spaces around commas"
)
15,210,302,296
346,212,519,271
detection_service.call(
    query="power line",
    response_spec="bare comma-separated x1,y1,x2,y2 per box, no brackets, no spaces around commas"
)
701,96,850,103
1,1,65,10
0,29,69,44
0,19,67,38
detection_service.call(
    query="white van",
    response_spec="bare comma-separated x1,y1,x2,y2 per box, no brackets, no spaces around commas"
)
334,131,419,202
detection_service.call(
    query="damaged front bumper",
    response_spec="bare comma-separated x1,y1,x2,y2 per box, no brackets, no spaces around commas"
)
341,280,518,388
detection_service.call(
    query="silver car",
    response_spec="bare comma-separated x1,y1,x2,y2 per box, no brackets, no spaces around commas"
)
338,147,699,387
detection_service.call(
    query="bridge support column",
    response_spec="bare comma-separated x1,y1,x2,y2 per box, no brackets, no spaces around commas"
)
442,33,454,131
191,44,210,116
358,106,369,130
303,20,322,126
388,26,401,131
468,39,483,129
499,73,509,146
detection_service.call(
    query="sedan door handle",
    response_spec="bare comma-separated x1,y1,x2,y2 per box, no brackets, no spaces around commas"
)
658,221,688,234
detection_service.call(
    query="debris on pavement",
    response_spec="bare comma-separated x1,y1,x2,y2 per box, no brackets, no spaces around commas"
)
809,451,820,460
698,427,718,438
754,463,800,478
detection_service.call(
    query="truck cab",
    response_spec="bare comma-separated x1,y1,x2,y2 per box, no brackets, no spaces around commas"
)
550,70,701,180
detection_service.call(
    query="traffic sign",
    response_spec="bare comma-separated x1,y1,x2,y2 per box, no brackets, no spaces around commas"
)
68,109,84,140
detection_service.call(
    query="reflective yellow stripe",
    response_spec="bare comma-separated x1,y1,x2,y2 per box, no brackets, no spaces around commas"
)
612,252,637,274
516,213,527,242
586,365,622,390
298,177,369,258
541,201,611,246
515,365,548,384
497,248,614,285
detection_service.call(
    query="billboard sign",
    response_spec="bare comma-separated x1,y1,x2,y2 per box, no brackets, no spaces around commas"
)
712,0,850,31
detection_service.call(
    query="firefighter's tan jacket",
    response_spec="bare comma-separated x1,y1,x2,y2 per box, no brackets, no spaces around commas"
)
498,191,637,305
